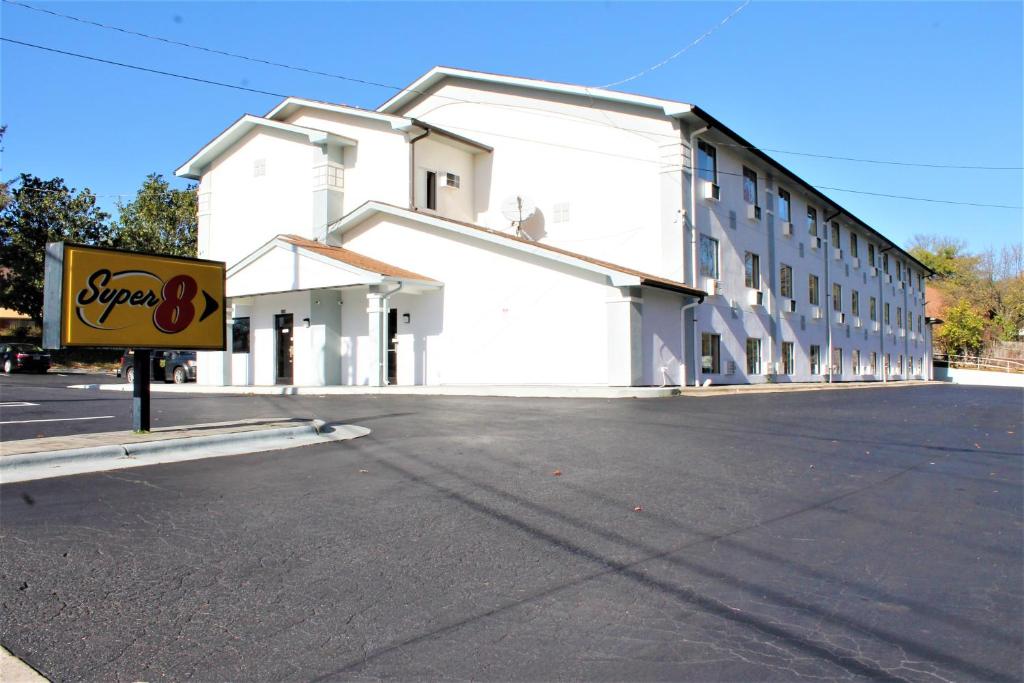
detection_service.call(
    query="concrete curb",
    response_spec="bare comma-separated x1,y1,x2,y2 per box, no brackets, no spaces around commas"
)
67,380,938,399
0,420,370,485
0,645,47,682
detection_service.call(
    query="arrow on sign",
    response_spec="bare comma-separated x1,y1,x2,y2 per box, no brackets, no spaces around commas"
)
199,290,220,322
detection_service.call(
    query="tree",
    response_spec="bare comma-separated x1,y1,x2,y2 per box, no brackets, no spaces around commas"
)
935,301,986,356
114,174,197,257
0,174,111,322
908,235,980,284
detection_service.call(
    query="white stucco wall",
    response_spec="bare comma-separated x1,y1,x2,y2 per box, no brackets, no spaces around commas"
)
340,214,614,385
401,80,683,280
413,136,476,223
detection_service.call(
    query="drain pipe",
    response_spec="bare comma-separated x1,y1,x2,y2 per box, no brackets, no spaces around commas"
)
682,295,706,386
823,210,841,385
408,127,430,209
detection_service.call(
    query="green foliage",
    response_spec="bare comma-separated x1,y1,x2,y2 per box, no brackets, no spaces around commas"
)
935,301,986,356
0,174,111,322
113,174,197,257
908,235,980,283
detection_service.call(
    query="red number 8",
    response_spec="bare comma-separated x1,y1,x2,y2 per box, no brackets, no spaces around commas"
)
154,275,198,334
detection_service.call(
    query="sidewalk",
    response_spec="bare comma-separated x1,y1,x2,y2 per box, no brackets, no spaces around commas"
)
0,417,370,484
66,380,937,399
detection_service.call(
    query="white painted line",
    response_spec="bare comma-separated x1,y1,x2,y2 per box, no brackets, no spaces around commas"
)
0,402,39,407
0,415,115,425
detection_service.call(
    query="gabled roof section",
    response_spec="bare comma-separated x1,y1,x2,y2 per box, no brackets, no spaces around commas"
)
377,66,694,117
175,115,357,180
277,235,437,282
266,97,414,129
330,202,705,297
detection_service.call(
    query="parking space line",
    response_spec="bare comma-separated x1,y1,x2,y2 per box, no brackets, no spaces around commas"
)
0,416,115,425
0,402,39,407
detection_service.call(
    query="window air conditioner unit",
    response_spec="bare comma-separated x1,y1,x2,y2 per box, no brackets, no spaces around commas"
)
747,204,761,221
748,289,764,307
835,311,846,325
869,266,878,277
872,321,880,332
783,298,796,313
781,222,793,237
886,325,892,335
811,306,823,320
704,278,720,295
704,182,720,201
854,316,862,328
897,280,904,290
810,236,822,250
833,248,843,261
900,328,906,337
851,257,860,269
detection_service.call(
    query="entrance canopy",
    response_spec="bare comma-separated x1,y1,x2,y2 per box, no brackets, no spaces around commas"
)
226,234,441,298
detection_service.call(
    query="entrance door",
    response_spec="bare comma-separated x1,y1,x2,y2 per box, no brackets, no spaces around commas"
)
387,308,398,385
275,314,294,384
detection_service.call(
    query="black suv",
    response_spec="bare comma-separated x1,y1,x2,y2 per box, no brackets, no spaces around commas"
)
117,350,197,384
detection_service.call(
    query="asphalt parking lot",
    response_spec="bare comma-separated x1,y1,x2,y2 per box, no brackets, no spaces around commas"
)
1,380,1022,681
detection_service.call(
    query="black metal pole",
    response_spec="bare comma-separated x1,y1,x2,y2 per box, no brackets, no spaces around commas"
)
132,349,151,432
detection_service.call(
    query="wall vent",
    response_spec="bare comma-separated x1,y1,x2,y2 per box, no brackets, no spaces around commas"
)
729,211,737,230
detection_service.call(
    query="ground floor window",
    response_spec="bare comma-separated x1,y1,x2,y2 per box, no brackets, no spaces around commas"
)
810,345,821,375
232,317,251,353
781,341,794,374
852,349,860,374
701,333,720,374
885,353,891,375
898,355,904,374
870,352,878,374
832,347,843,375
746,337,761,375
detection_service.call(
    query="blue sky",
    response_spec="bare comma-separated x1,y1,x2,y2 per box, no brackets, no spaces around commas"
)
2,1,1021,254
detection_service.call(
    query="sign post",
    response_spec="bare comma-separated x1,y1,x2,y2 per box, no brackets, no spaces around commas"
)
43,242,226,433
132,349,151,432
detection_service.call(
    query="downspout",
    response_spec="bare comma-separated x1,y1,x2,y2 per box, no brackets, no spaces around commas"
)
682,295,706,387
824,210,841,384
408,128,430,209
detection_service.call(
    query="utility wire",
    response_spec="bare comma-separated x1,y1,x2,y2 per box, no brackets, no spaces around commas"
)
3,37,1021,211
599,0,750,88
4,0,1019,174
5,0,1021,172
0,37,289,97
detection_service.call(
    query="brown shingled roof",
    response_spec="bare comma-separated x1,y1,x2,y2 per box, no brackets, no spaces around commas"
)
278,235,437,283
354,202,706,298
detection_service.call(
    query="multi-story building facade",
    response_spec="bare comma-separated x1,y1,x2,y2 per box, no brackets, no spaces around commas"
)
176,66,933,387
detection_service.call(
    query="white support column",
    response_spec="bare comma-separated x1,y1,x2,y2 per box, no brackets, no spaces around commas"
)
367,288,387,387
607,287,643,387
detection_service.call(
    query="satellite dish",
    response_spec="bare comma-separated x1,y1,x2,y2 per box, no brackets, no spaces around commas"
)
500,194,537,238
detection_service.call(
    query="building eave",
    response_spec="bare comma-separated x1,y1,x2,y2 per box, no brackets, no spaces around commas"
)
174,115,357,180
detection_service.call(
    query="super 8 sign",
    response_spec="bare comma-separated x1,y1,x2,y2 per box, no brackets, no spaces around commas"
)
43,243,226,350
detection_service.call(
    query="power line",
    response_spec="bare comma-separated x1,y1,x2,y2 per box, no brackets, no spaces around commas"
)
0,37,288,97
3,37,1021,211
599,0,750,88
6,0,1021,173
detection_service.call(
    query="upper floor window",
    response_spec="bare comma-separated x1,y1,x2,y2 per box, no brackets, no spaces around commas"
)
807,206,818,236
744,252,760,289
777,188,791,222
780,264,793,298
870,296,877,321
742,167,758,206
809,273,820,305
868,243,876,267
833,283,842,312
850,232,859,258
883,253,890,274
918,273,924,290
697,141,717,183
552,202,570,223
897,261,903,281
884,302,891,324
851,290,860,316
699,235,719,279
445,172,461,189
253,158,266,177
830,221,841,247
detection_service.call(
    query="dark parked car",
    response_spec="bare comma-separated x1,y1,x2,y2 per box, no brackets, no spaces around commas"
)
0,343,51,374
117,349,197,384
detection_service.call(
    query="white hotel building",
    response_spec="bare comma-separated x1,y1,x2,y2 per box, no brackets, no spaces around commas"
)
176,66,933,388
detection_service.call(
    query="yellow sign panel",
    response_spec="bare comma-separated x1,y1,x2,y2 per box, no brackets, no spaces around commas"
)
57,244,226,350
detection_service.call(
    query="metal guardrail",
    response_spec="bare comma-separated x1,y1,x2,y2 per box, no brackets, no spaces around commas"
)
933,354,1024,373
